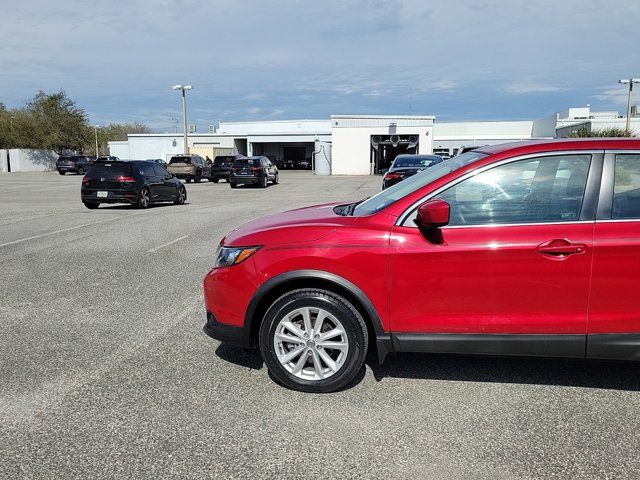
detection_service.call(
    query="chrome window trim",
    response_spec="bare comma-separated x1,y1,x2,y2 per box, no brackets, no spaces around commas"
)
597,218,640,223
397,150,605,228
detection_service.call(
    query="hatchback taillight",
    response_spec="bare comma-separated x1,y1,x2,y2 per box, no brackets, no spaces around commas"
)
116,176,136,183
251,166,263,173
82,176,90,184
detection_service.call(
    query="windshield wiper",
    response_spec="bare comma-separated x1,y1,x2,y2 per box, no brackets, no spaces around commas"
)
345,198,369,216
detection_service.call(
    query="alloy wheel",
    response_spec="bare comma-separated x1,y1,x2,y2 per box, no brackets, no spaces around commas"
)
273,306,349,381
139,189,150,208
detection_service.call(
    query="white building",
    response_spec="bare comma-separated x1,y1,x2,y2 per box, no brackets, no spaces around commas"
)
108,106,640,175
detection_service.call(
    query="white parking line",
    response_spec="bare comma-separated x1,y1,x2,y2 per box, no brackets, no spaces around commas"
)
0,216,123,248
146,235,190,253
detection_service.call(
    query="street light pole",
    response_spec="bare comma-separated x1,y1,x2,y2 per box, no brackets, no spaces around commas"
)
172,85,193,154
94,125,100,157
619,78,640,133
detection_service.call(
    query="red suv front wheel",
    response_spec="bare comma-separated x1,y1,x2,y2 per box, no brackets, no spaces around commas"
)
259,289,368,393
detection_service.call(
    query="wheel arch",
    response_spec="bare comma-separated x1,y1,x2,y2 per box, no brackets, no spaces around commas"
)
244,270,391,362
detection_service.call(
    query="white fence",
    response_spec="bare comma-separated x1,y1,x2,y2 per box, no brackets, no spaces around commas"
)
0,149,59,172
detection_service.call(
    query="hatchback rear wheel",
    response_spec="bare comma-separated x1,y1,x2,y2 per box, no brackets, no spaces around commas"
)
259,289,368,393
136,187,150,209
173,186,186,205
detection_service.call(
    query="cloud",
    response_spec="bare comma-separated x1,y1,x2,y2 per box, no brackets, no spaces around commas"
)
505,83,567,94
1,0,638,130
592,86,633,105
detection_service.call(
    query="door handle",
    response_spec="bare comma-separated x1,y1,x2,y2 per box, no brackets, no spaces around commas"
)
537,239,586,257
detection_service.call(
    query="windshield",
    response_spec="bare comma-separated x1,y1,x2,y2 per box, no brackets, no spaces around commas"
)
87,163,131,177
169,157,191,164
214,156,235,165
353,151,488,216
394,156,441,168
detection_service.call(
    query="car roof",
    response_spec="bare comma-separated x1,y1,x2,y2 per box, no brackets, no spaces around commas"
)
395,154,442,159
476,138,640,156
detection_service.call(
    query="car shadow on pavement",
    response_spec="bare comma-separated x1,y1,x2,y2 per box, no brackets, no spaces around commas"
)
366,353,640,392
94,203,191,210
215,343,264,370
213,344,640,392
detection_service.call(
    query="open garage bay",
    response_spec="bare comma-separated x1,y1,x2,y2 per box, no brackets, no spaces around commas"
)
2,171,640,479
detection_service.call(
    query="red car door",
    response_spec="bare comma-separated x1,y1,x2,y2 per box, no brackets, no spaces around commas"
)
389,151,602,355
588,151,640,358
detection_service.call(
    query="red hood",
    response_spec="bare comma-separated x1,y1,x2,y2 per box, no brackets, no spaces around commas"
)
223,202,347,246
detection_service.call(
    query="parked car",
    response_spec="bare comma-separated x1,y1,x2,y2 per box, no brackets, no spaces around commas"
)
210,154,245,183
81,159,186,209
229,156,278,188
203,138,640,392
281,159,296,169
148,158,168,168
295,159,312,170
56,155,95,175
96,155,120,162
452,146,484,156
167,154,211,183
382,154,443,189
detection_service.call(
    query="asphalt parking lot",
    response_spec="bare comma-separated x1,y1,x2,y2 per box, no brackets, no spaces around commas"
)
1,171,640,479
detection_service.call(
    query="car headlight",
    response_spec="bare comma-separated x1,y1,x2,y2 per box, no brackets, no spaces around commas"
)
214,246,261,268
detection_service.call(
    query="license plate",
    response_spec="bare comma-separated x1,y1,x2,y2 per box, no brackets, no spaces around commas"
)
97,191,108,198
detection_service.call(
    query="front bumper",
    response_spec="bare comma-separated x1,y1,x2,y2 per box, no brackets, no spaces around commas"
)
57,165,79,173
211,170,231,179
203,311,250,348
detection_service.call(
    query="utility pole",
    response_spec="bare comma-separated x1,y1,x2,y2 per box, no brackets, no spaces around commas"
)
94,125,100,157
619,78,640,133
172,85,193,154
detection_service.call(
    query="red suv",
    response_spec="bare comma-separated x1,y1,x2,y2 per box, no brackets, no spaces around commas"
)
204,138,640,392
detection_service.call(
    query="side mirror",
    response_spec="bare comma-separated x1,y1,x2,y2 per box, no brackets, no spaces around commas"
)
415,199,450,229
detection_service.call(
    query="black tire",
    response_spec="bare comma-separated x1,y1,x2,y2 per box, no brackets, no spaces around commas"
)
260,175,268,188
194,171,202,183
186,178,192,183
273,173,279,185
58,171,65,176
173,186,187,205
259,289,368,393
77,166,85,175
230,182,237,189
82,201,99,209
212,178,219,183
136,187,150,209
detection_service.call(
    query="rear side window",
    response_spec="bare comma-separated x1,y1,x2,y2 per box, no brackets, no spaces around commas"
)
140,164,156,176
88,163,131,177
613,154,640,219
152,164,168,176
436,154,591,226
170,157,191,164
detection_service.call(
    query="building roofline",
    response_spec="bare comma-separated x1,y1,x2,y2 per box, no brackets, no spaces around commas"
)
330,114,436,120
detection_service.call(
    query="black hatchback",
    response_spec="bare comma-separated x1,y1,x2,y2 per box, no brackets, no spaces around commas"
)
81,160,187,209
382,154,443,189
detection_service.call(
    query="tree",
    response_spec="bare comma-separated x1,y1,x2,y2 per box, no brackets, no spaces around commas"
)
25,90,92,152
568,127,634,138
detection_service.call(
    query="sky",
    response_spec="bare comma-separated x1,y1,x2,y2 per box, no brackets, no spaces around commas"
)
1,0,639,131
